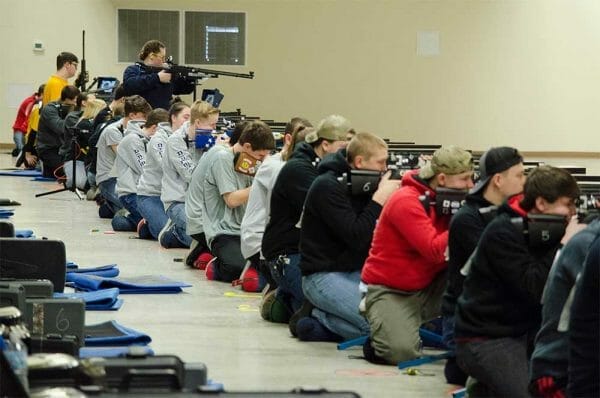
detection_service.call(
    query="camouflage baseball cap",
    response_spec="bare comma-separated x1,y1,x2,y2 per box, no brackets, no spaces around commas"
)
305,114,351,144
419,145,474,179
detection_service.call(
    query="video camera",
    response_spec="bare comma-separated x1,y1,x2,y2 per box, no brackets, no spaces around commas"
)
419,188,468,217
338,168,402,196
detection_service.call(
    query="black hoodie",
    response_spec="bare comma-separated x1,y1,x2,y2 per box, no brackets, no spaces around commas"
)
441,192,494,317
262,142,321,260
455,196,559,339
299,149,383,276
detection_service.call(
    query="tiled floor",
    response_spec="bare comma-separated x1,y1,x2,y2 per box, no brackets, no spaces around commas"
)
0,152,458,397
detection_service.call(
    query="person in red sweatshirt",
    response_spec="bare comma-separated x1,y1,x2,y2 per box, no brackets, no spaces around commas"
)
361,145,474,364
11,85,44,157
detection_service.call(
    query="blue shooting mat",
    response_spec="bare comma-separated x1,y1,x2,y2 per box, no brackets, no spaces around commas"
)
15,229,34,238
32,176,57,182
79,345,154,359
66,264,120,281
54,288,123,311
0,209,15,218
0,169,43,177
67,274,192,294
84,320,152,346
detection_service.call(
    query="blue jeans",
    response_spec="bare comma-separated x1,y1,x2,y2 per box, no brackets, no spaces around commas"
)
13,130,24,153
302,271,370,340
98,178,123,215
111,193,143,231
271,253,304,313
166,202,192,247
137,195,168,240
442,315,457,353
456,335,530,397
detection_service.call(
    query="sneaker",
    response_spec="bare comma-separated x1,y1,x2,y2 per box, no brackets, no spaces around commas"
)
260,288,291,323
185,239,202,267
137,219,152,240
193,252,213,270
241,266,260,292
205,257,218,280
295,317,342,342
157,218,175,248
86,186,98,201
289,299,315,337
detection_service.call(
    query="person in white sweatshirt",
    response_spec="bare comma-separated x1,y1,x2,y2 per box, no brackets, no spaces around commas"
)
159,100,219,248
136,101,190,240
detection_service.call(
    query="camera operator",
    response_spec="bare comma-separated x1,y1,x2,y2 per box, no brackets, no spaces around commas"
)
361,146,474,364
123,40,194,110
441,146,525,385
59,92,96,161
454,166,584,397
261,115,350,325
295,132,400,342
35,85,80,178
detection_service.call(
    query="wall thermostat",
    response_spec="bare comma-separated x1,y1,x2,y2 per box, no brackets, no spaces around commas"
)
33,41,45,52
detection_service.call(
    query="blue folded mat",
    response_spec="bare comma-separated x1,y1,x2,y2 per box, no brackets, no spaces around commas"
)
15,229,34,238
0,209,14,218
0,169,42,177
68,274,192,294
66,264,120,280
84,320,152,346
79,345,154,359
54,288,123,311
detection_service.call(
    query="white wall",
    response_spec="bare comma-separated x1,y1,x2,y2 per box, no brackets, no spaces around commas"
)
2,0,600,157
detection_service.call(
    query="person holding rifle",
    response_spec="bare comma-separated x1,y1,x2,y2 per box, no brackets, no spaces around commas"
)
123,40,194,110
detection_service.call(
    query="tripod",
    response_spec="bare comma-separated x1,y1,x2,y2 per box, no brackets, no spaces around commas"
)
36,128,85,200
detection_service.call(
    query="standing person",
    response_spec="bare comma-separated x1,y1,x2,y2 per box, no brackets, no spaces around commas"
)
159,100,219,248
11,84,44,157
454,166,584,397
123,40,194,110
137,102,191,240
43,52,79,105
441,147,525,385
361,146,475,364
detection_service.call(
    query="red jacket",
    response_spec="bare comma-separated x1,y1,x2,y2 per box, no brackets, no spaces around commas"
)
12,94,37,132
361,170,450,291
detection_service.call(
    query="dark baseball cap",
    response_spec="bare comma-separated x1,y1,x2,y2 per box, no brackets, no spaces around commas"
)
470,146,523,194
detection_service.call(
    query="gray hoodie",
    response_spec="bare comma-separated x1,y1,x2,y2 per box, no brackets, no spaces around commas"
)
115,120,148,197
160,121,202,208
95,119,125,185
137,122,172,197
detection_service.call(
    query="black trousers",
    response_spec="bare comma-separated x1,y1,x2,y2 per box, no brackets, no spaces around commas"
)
211,234,245,283
38,148,64,178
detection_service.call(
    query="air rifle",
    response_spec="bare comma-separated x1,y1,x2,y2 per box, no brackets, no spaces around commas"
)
142,56,254,81
74,30,89,91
